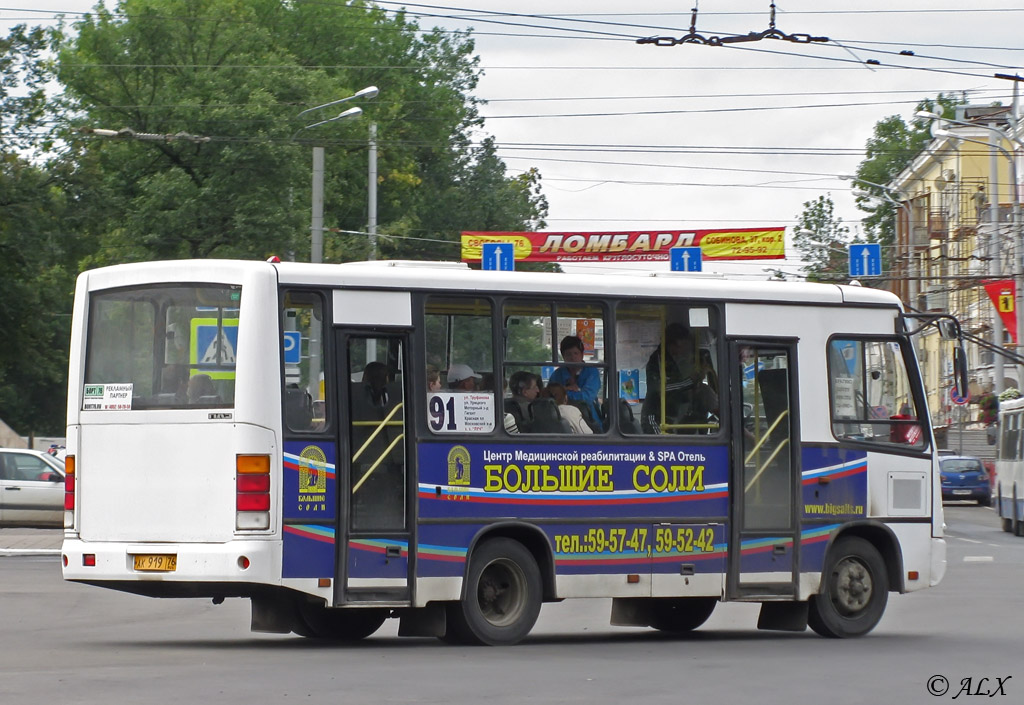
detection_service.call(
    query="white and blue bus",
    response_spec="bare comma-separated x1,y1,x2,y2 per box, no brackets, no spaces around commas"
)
62,259,960,644
996,396,1024,536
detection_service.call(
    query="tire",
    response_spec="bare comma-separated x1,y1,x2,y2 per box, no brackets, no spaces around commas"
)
978,494,991,508
1016,488,1024,537
808,536,888,639
444,538,542,646
649,597,717,633
293,599,388,640
1002,517,1013,533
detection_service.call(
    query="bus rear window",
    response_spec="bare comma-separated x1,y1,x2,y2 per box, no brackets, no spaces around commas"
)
84,284,241,410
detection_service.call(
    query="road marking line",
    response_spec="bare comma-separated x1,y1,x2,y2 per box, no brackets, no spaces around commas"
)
956,537,983,544
963,556,994,562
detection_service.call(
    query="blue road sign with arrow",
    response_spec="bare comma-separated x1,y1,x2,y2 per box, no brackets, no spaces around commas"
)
670,246,702,272
849,243,882,277
482,242,514,271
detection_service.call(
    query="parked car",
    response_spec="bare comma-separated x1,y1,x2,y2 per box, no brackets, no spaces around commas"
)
939,455,991,506
0,448,66,527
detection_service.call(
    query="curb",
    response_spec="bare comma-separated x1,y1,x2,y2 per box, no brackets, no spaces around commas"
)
0,549,62,557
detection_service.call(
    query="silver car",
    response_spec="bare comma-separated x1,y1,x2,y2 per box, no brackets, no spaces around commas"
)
0,449,66,527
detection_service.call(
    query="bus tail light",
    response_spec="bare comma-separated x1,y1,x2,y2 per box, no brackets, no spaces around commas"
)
64,455,76,527
236,455,271,531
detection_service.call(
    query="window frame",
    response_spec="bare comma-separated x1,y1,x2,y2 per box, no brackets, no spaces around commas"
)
84,283,241,411
280,288,331,435
825,333,930,452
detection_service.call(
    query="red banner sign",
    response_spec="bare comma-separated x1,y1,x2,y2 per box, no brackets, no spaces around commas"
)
461,228,786,264
984,280,1017,344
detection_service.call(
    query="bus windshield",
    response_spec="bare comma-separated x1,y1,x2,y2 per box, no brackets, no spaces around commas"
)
84,284,241,410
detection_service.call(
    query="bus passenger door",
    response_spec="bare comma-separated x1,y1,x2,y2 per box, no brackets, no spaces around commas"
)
337,332,412,605
727,341,800,599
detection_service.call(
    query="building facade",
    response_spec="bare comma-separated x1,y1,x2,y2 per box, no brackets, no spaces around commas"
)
889,104,1022,426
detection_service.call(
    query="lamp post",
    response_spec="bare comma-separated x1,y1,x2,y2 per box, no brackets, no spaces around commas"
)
294,86,379,264
793,228,850,282
916,110,1023,390
838,174,913,303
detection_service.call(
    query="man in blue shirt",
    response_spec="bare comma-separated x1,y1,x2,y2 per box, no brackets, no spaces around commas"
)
549,335,603,430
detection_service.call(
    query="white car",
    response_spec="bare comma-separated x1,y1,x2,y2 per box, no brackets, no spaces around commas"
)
0,449,66,527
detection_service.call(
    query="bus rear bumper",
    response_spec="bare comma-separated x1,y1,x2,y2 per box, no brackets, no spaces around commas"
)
61,538,282,596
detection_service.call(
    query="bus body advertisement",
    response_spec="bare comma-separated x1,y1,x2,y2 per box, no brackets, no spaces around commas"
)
62,259,950,644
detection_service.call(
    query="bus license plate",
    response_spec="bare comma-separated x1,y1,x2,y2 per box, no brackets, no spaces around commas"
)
133,554,177,571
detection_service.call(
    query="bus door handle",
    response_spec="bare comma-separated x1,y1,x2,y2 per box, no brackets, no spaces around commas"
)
385,546,402,559
772,544,787,556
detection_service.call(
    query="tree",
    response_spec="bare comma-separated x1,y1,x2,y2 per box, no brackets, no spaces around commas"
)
793,194,849,282
853,94,965,270
0,26,78,436
52,0,547,266
1,1,550,432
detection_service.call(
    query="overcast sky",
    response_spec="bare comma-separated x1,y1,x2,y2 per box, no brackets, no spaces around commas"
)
5,1,1023,278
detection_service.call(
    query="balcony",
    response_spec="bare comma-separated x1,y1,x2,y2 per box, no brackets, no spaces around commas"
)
928,210,949,240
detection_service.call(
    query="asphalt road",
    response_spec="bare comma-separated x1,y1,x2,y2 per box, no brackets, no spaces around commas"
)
1,504,1021,705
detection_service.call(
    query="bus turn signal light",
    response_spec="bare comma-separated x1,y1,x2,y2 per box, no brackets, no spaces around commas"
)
236,454,271,531
64,454,75,510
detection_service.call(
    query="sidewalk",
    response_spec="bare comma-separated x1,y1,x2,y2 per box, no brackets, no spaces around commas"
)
0,528,63,556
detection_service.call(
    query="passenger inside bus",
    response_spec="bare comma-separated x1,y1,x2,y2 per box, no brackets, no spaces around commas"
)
549,335,603,430
447,364,481,391
361,361,391,408
506,370,541,432
545,382,593,434
641,322,718,434
426,365,441,392
187,373,217,404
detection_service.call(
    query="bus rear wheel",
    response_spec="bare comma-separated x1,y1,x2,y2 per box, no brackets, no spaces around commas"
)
293,600,388,641
649,597,717,633
444,538,542,646
808,536,888,639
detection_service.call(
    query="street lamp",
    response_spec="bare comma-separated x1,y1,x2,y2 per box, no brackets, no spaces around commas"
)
838,174,913,302
916,110,1023,389
793,227,850,281
294,86,379,264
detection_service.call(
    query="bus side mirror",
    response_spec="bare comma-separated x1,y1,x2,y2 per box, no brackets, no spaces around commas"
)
952,346,969,401
937,319,958,340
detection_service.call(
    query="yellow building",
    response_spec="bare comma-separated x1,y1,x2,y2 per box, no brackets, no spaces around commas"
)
889,105,1021,426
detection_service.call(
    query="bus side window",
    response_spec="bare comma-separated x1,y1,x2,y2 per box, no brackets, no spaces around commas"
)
282,291,327,433
615,302,720,435
828,338,923,448
424,296,496,434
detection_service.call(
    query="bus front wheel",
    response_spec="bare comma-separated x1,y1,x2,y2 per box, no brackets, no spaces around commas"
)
444,538,542,646
808,536,888,639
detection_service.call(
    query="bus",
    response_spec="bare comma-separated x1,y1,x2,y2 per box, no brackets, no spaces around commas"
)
996,396,1024,536
61,259,961,645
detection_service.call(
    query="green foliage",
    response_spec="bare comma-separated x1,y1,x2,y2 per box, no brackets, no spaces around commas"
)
0,153,76,435
52,0,545,265
0,1,549,434
0,24,52,150
853,94,965,270
793,194,849,282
